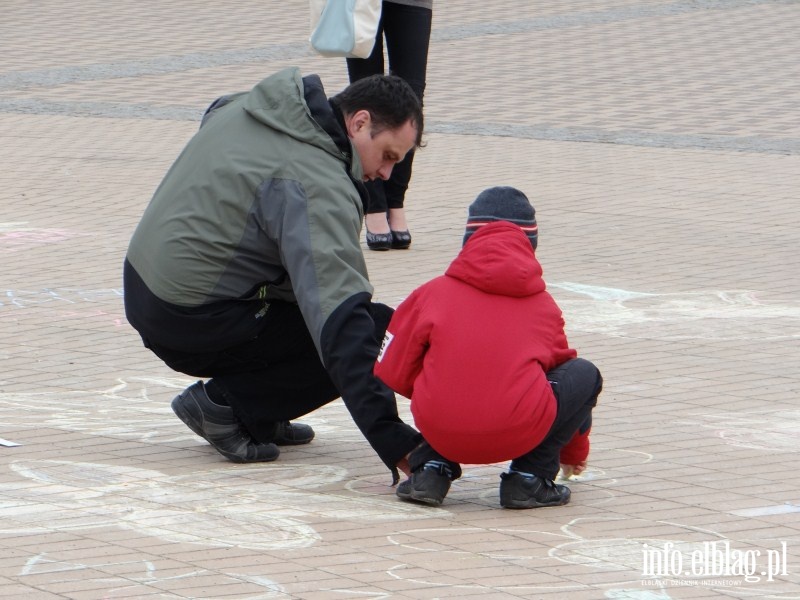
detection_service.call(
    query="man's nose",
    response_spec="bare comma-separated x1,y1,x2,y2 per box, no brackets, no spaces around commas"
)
377,163,394,181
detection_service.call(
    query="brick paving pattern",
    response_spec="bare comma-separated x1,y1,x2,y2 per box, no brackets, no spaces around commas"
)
2,1,799,598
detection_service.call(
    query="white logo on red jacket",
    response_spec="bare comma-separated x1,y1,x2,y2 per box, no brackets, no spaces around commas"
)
377,331,394,362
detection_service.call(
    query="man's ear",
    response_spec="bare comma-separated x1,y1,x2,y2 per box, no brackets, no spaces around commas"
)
345,109,372,137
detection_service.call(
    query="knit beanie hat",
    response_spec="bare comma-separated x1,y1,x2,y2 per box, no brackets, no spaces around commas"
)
463,186,538,249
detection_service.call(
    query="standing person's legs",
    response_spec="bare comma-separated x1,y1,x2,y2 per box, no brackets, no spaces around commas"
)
346,18,393,245
380,2,432,245
500,358,602,508
382,2,431,107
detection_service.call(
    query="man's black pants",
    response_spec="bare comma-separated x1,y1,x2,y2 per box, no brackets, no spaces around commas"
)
147,301,393,444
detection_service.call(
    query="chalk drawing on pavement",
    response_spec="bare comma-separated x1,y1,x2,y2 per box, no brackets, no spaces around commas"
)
0,376,368,447
678,408,800,453
18,552,288,599
385,516,797,597
3,459,449,553
551,283,800,341
0,222,88,251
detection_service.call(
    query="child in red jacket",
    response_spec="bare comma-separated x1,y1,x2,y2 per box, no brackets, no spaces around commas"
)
375,187,603,508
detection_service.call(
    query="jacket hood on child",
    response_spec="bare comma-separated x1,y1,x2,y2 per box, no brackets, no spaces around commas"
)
447,221,545,298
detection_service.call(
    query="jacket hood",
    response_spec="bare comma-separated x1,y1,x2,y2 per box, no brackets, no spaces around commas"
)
242,67,364,180
445,221,546,297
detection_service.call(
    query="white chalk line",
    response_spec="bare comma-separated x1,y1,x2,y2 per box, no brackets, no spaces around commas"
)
20,552,288,599
317,590,390,599
732,504,800,517
4,459,448,555
0,222,90,251
5,284,799,341
678,408,800,453
550,283,800,341
0,376,369,446
381,515,799,594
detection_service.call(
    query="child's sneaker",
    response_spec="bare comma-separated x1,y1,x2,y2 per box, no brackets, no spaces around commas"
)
396,460,452,506
499,471,571,509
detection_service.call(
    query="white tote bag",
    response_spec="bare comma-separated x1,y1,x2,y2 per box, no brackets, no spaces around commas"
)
309,0,382,59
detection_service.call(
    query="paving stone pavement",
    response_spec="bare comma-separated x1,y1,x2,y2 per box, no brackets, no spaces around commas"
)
1,1,799,598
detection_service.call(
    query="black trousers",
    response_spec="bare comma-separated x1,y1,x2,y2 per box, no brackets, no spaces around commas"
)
346,1,432,214
147,301,394,444
410,358,603,481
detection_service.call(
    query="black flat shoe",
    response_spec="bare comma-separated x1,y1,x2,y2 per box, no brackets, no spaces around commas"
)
366,230,392,251
391,230,412,250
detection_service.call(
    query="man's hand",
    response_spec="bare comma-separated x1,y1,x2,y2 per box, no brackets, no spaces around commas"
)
560,460,587,479
396,455,411,478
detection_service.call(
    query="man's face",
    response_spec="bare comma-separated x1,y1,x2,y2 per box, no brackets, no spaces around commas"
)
347,111,418,182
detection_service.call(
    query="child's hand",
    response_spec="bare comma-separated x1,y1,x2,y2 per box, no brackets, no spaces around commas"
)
560,461,587,479
396,455,411,478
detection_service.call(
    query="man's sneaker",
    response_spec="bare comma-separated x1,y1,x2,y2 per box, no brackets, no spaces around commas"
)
499,471,571,509
171,381,279,463
396,460,452,506
273,421,315,446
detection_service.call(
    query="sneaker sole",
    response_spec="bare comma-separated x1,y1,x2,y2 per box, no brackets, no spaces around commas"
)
396,490,444,506
274,433,315,446
500,493,571,509
216,446,279,464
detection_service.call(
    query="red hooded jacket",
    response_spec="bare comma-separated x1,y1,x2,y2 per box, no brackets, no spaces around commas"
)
375,221,580,464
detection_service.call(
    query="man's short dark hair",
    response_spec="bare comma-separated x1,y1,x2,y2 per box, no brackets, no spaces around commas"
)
332,75,424,147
